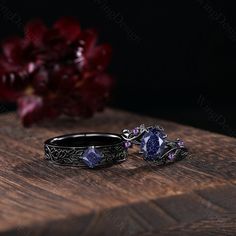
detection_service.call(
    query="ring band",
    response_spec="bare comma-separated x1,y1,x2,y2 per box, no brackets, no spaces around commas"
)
44,133,128,168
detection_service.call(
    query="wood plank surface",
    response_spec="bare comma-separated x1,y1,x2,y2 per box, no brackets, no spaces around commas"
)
0,109,235,235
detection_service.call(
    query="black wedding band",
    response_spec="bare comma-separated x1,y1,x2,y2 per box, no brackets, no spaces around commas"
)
44,133,128,168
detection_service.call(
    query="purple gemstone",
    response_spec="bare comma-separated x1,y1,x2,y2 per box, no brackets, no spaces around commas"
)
168,152,176,161
82,147,102,168
177,140,185,148
140,128,166,160
132,127,139,136
125,141,132,149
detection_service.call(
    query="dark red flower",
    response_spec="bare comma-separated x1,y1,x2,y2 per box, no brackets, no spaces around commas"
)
0,17,113,126
17,95,43,127
54,17,81,43
25,19,48,47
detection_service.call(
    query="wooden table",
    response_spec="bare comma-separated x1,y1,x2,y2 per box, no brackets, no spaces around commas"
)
0,109,235,235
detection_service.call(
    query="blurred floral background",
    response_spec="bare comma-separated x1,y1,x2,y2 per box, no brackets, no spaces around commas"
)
0,0,235,136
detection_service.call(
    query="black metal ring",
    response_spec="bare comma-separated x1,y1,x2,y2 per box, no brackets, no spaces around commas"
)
44,133,128,168
122,124,188,164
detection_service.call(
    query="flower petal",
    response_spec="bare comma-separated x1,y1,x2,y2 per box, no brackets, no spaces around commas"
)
0,67,26,102
54,17,81,43
80,43,112,77
90,44,112,72
1,37,25,64
17,95,43,126
33,69,49,94
80,29,98,56
79,74,113,113
0,84,22,102
24,19,48,46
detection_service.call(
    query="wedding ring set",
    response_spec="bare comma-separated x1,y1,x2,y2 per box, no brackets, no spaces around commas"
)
44,124,188,168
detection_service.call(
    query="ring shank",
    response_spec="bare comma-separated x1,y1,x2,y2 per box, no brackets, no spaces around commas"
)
46,133,123,148
44,133,128,167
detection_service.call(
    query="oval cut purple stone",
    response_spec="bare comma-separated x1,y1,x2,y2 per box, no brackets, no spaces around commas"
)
82,147,102,168
140,128,166,160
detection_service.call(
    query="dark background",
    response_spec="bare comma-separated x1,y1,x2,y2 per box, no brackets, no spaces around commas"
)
0,0,235,137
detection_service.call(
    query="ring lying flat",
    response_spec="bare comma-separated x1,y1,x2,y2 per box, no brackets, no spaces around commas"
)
122,124,188,164
44,133,128,168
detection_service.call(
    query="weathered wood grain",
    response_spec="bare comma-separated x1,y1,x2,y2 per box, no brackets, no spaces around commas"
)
0,109,235,235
